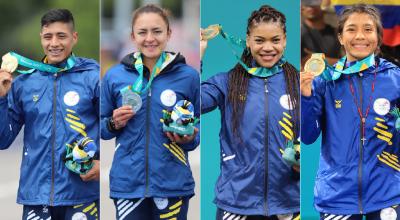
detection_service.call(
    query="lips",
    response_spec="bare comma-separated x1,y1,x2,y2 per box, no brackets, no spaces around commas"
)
351,43,369,49
48,48,64,56
259,54,276,62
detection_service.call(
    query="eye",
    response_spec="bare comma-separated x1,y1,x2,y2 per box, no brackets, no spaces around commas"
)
345,27,355,32
272,38,281,43
254,38,264,44
154,30,163,34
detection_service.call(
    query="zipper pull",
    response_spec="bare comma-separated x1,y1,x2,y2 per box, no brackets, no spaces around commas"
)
264,79,269,93
148,88,152,97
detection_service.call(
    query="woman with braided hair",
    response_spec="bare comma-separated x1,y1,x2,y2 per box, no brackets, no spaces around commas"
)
201,5,300,220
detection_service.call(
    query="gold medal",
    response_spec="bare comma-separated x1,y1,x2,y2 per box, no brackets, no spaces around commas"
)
201,24,221,40
1,53,18,73
304,53,326,76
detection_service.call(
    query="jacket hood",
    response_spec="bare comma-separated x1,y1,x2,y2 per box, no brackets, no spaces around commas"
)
120,51,186,74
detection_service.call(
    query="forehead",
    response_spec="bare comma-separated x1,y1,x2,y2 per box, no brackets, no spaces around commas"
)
133,12,168,29
249,22,285,37
344,13,376,27
41,21,74,34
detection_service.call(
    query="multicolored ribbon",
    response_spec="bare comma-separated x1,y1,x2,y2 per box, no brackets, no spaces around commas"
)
216,25,286,78
9,51,76,74
120,52,169,94
321,53,375,81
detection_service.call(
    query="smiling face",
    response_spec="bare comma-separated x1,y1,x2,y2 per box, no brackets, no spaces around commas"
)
338,13,378,62
40,22,77,64
246,22,286,68
131,12,171,62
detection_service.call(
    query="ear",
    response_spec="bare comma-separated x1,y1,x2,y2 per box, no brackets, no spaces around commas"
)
338,33,344,46
130,32,136,44
72,31,78,46
282,34,287,49
167,29,172,41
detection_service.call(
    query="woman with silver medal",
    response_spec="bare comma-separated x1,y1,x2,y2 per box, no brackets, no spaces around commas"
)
101,4,200,220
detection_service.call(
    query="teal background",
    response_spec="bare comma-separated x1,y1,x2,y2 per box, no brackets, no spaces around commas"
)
200,1,300,219
301,138,322,220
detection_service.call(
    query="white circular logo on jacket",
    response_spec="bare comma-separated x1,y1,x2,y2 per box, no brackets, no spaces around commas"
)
380,207,397,220
160,89,177,107
153,197,168,210
277,214,293,220
279,94,295,110
373,98,390,116
72,212,87,220
64,91,80,107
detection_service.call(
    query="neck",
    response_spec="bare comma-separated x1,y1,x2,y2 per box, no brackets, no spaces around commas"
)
143,57,158,72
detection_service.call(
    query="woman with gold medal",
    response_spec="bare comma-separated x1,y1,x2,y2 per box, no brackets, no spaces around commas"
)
301,4,400,219
201,5,300,220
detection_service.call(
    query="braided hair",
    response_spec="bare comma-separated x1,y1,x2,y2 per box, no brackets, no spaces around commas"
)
228,5,299,139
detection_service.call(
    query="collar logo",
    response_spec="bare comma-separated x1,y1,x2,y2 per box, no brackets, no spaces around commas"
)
335,100,342,108
33,95,39,102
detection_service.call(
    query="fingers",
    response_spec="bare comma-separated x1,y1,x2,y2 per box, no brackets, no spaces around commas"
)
0,70,13,97
165,127,198,144
80,160,100,181
112,106,135,129
300,72,314,97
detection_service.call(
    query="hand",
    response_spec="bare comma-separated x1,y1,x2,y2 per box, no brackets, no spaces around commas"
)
292,165,300,173
200,29,208,60
0,70,12,97
112,106,135,130
300,71,314,97
165,127,199,144
80,160,100,181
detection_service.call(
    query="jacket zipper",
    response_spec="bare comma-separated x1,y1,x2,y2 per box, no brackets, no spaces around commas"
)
50,73,57,205
356,74,364,214
144,88,151,196
263,78,269,216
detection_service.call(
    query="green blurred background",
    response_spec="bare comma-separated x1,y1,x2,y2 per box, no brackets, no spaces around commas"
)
0,1,99,219
0,0,99,62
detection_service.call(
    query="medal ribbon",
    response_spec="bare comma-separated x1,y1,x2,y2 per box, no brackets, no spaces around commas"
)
9,52,76,74
321,53,375,81
120,52,168,94
213,25,286,78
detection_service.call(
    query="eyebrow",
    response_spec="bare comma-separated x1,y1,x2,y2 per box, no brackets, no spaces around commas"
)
137,27,163,31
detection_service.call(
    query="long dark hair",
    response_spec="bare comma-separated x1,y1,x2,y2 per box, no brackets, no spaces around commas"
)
228,5,299,139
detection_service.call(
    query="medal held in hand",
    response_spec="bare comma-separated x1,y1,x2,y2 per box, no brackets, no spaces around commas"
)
122,86,143,113
282,140,300,166
121,52,168,113
304,53,325,76
201,24,221,40
161,100,199,136
1,53,18,73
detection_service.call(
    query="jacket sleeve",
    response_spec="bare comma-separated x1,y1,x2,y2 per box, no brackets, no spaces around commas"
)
100,73,120,140
180,71,200,151
301,76,326,145
201,73,227,114
0,85,24,149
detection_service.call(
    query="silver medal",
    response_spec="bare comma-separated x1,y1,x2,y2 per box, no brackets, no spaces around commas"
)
122,89,142,113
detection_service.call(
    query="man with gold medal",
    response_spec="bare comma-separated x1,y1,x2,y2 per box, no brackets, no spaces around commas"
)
0,9,100,220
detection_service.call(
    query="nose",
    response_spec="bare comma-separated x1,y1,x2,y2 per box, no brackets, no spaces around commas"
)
145,33,155,42
354,29,366,40
49,36,60,47
262,42,274,52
